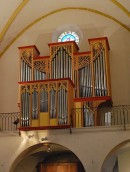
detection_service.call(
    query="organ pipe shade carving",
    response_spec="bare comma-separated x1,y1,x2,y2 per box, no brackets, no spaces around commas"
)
20,51,32,82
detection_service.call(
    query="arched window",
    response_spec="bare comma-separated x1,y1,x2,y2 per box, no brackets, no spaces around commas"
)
58,31,79,44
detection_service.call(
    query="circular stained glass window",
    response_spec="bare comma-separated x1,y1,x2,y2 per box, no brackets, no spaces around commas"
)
58,31,79,44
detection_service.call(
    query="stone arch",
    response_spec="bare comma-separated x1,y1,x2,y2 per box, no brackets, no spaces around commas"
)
101,139,130,172
10,142,85,172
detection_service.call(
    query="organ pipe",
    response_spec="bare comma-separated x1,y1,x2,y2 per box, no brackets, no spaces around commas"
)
21,87,30,127
32,88,38,119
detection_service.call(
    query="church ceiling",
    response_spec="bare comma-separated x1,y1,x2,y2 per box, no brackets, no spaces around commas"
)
0,0,130,58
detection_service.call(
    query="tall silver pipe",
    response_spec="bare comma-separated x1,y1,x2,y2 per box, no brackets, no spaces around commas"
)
60,47,63,78
102,49,107,95
69,56,71,79
65,90,67,124
95,58,98,96
88,63,92,97
26,92,29,126
66,53,69,78
74,70,77,97
51,59,54,79
22,61,25,82
58,89,60,124
34,69,36,81
25,91,27,126
32,89,38,119
87,64,90,97
27,92,30,126
61,88,64,124
56,52,58,79
30,67,32,81
63,89,66,124
25,63,28,81
82,67,85,97
53,58,56,79
100,52,104,96
68,57,70,79
27,65,30,81
20,60,23,82
63,49,66,78
50,90,53,118
21,93,24,126
86,65,89,97
58,49,61,78
57,90,60,124
98,54,102,96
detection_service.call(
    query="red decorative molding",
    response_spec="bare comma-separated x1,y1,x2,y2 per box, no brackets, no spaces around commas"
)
88,37,110,50
18,78,75,87
18,125,71,131
33,56,50,60
48,41,79,50
18,45,40,54
74,96,111,102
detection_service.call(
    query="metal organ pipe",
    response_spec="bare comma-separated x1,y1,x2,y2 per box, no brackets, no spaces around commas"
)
102,49,107,95
63,49,66,78
21,88,30,127
32,89,38,119
58,87,67,124
93,48,108,97
40,88,48,112
60,47,63,78
50,89,56,118
20,59,32,82
51,47,72,80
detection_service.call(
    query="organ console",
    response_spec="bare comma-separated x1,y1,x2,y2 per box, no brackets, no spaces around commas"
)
18,37,112,130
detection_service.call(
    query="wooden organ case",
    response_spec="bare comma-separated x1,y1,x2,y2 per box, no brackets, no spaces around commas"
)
18,37,111,130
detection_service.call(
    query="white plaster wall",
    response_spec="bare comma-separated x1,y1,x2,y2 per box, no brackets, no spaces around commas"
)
118,149,130,172
0,127,129,172
0,10,130,113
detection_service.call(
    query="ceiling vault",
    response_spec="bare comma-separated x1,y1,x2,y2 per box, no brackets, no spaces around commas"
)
0,6,130,58
0,0,29,42
111,0,130,17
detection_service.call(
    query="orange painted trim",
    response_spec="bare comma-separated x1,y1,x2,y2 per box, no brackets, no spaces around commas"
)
74,51,91,56
18,125,71,131
33,56,50,60
18,78,75,87
18,45,40,54
88,37,110,50
74,96,111,102
48,41,79,50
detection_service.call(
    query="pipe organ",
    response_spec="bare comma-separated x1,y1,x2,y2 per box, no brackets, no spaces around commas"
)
18,37,112,130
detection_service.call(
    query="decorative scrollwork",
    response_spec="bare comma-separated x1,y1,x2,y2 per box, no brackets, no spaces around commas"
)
21,50,32,67
78,55,90,69
40,85,48,91
49,83,56,91
21,86,30,93
92,41,104,60
34,60,46,72
58,83,67,91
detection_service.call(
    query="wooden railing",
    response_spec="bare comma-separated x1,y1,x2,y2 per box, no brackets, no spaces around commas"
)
71,105,130,129
0,112,20,131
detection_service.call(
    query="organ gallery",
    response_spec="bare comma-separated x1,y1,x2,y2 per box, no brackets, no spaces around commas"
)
18,37,111,130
